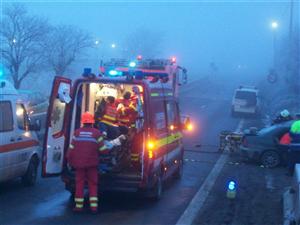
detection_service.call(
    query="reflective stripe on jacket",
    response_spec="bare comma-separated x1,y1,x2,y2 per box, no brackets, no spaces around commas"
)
67,127,108,168
117,99,137,127
100,103,118,126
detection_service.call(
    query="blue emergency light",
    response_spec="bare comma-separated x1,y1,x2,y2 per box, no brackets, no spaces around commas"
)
129,61,136,68
82,68,96,79
228,181,236,191
108,70,123,76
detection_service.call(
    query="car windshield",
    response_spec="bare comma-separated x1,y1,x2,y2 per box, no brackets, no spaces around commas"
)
235,90,257,105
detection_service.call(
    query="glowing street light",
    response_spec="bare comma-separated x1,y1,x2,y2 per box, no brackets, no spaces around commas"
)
271,21,278,30
95,40,100,45
12,38,17,44
111,43,116,49
270,20,279,68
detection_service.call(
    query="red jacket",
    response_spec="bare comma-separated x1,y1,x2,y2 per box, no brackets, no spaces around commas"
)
67,127,107,168
280,133,291,145
100,103,118,126
117,98,137,127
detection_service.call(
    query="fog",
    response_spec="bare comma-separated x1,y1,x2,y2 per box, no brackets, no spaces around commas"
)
1,1,299,91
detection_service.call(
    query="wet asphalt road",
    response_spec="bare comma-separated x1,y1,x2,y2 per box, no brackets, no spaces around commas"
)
0,95,245,225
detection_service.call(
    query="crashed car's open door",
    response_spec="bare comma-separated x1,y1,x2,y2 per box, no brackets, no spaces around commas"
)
42,76,72,177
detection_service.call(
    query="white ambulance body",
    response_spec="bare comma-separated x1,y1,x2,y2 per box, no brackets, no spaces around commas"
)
0,79,41,185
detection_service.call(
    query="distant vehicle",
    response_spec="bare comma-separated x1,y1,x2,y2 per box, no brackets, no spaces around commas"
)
0,80,41,185
239,120,294,168
231,86,260,116
42,58,191,199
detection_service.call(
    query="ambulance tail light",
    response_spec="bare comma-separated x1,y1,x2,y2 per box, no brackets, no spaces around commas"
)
147,140,155,159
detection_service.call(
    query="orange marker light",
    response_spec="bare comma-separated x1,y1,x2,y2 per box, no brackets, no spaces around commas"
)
170,125,175,131
187,123,193,131
149,150,153,159
147,141,155,150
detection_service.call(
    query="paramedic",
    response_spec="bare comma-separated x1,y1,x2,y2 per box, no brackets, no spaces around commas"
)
272,109,293,125
67,112,108,213
98,96,120,139
287,120,300,175
117,91,138,128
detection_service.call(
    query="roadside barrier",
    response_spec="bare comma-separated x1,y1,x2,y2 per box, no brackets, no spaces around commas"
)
283,163,300,225
292,164,300,223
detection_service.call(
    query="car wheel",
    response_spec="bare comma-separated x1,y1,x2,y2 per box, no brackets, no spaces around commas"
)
173,159,183,179
22,156,38,186
149,172,163,200
261,151,281,168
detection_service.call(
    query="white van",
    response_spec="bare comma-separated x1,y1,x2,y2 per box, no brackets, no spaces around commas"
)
231,86,259,116
0,79,41,185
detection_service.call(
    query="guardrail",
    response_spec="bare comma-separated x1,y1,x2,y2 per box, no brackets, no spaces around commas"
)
293,164,300,223
284,163,300,225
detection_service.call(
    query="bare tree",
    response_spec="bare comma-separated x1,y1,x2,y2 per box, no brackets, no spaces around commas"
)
0,4,50,89
44,25,93,75
123,27,164,58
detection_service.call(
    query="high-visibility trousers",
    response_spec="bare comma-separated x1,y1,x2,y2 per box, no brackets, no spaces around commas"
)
74,167,98,211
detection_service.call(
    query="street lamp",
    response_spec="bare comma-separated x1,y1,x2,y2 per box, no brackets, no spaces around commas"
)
12,38,17,44
111,43,116,49
270,20,279,69
271,21,278,30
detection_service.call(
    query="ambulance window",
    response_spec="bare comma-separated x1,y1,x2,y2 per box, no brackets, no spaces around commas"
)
0,101,13,132
166,101,179,127
16,103,30,130
153,102,167,132
50,98,66,136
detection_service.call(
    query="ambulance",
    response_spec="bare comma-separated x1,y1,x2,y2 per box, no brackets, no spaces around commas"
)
0,79,41,185
42,57,190,199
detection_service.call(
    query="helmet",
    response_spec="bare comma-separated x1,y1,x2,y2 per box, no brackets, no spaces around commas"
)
81,112,95,124
280,109,290,118
291,120,300,134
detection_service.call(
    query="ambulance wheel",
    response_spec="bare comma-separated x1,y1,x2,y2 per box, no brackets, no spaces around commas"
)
150,173,163,200
174,159,183,179
22,156,38,186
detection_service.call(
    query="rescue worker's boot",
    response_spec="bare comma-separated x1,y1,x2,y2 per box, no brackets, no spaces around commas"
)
89,196,98,214
73,197,84,213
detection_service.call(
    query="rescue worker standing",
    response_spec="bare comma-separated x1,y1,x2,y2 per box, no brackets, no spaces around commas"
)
272,109,293,125
67,112,108,213
287,120,300,175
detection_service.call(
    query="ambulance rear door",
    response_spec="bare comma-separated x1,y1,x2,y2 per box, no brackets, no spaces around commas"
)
42,76,73,177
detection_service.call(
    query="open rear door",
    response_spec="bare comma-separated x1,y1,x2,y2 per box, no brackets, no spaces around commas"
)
42,76,72,177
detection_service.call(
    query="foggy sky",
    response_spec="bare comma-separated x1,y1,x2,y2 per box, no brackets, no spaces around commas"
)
2,0,296,82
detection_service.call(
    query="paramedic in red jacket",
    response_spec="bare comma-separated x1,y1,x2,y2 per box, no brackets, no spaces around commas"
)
67,112,108,213
117,91,138,128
